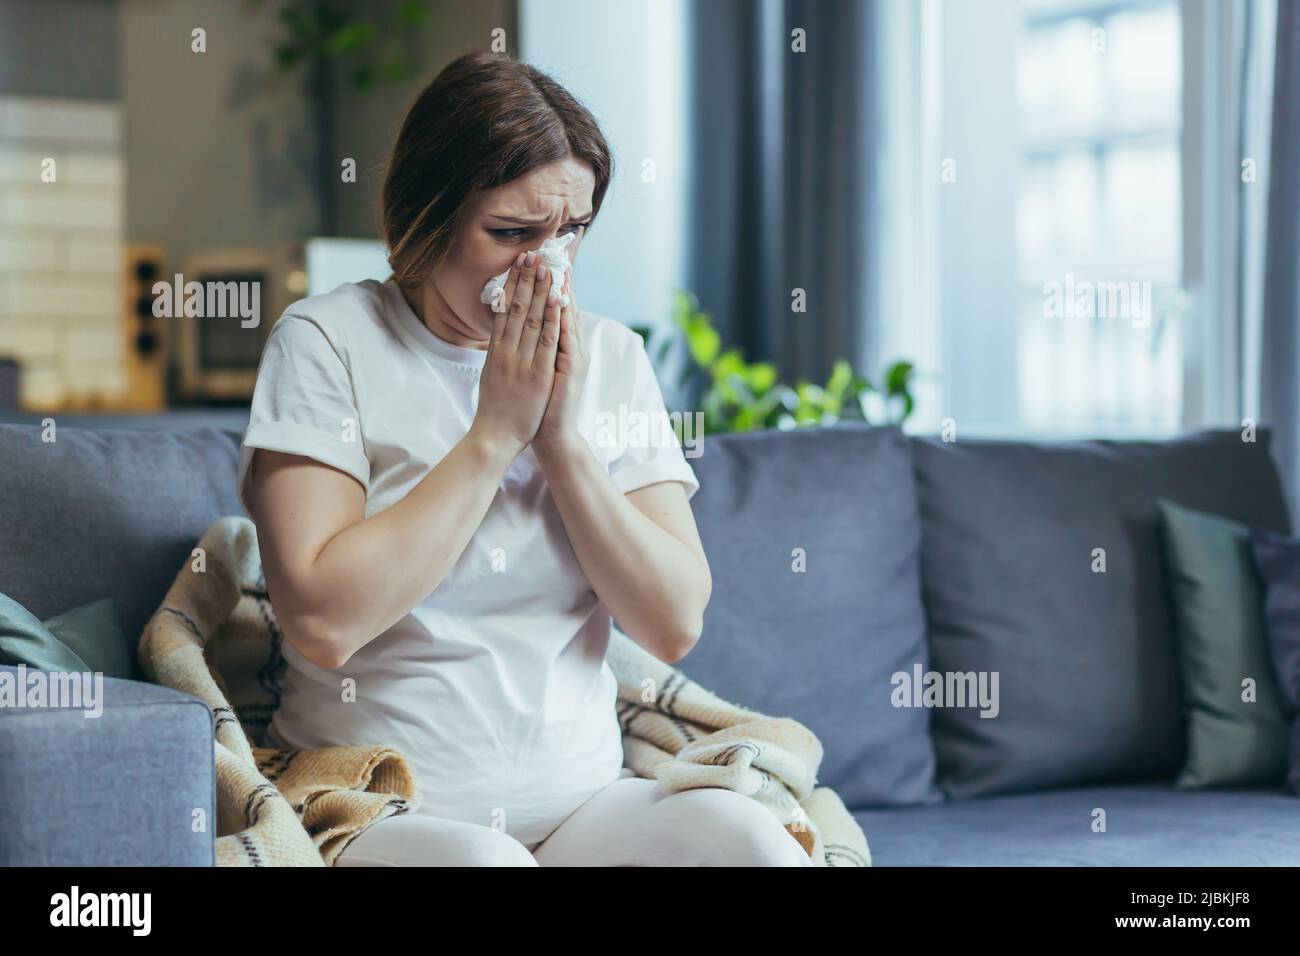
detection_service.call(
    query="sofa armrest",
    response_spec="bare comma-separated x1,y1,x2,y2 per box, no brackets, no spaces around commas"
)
0,666,215,865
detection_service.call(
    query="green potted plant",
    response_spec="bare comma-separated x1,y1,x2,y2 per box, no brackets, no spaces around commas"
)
248,0,433,234
631,290,916,434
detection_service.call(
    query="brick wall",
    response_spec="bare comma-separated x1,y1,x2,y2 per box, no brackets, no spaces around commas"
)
0,94,124,410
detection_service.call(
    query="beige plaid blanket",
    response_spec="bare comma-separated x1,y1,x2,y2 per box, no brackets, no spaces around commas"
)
137,516,871,867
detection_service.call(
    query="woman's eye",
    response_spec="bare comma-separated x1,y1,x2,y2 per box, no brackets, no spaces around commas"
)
490,223,586,241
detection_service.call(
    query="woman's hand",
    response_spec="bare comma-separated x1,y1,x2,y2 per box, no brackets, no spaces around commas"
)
533,270,590,458
470,251,563,455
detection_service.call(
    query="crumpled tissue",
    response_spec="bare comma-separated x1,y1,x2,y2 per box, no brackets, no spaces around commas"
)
480,231,575,313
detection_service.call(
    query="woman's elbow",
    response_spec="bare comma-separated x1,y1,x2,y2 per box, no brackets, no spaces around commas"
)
670,568,711,659
661,632,700,665
661,604,707,664
279,611,353,670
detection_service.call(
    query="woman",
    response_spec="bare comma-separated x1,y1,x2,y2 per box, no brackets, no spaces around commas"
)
237,50,811,867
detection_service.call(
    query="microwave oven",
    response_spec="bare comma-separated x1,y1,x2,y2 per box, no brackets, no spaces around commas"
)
174,239,391,401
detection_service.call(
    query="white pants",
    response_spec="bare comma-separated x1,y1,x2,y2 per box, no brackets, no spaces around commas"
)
334,775,814,867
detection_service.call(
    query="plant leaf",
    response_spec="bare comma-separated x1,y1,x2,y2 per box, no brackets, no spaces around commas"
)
745,362,778,394
826,358,853,399
885,360,915,396
378,56,409,83
685,318,720,367
397,0,430,25
324,21,376,56
274,44,303,69
351,62,376,90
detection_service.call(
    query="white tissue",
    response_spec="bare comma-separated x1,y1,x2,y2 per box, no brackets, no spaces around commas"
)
480,232,576,313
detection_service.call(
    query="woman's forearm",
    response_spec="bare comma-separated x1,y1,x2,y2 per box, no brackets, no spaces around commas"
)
535,438,710,662
286,424,519,667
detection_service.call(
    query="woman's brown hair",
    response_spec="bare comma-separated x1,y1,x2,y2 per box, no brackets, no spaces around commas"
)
381,51,614,289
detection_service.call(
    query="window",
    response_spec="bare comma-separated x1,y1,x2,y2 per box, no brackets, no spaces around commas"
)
881,0,1218,438
1016,0,1185,434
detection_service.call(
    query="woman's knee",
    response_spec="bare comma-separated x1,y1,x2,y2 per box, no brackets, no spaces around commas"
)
649,788,814,867
335,813,539,867
438,824,539,867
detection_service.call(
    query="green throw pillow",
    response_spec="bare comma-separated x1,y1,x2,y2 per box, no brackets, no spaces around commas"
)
43,597,133,679
0,593,132,679
1158,500,1291,787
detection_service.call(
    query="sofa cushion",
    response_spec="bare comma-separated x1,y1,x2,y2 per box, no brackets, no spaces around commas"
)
1248,527,1300,795
0,424,246,678
853,783,1300,865
678,424,941,808
912,428,1292,800
0,592,93,672
0,593,131,679
0,665,215,865
39,596,132,679
1158,501,1291,788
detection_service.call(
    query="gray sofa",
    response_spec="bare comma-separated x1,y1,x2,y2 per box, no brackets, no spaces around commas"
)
2,418,1298,866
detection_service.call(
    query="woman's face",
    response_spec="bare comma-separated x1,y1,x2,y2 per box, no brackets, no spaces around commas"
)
423,156,596,346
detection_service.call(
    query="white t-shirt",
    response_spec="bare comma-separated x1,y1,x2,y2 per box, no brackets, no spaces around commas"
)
235,277,699,847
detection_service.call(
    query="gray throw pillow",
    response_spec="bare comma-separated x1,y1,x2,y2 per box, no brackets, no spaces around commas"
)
1248,528,1300,796
680,424,941,808
913,428,1291,799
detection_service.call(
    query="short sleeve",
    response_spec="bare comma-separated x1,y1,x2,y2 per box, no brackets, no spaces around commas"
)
236,313,370,516
604,332,701,500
